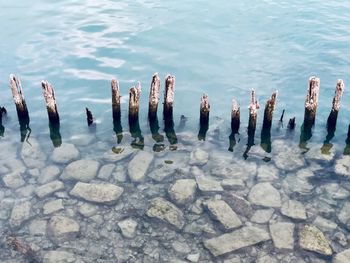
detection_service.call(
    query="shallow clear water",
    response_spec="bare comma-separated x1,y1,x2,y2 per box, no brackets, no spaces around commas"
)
1,1,350,262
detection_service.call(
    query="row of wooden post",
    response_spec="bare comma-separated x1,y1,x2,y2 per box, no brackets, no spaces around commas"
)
1,74,349,154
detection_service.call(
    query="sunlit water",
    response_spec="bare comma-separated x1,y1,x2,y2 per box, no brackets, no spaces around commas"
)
0,1,350,262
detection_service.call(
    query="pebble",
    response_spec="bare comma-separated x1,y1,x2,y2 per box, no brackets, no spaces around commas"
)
51,143,79,164
118,218,138,238
299,225,332,256
333,248,350,263
35,180,65,198
189,148,209,165
128,151,154,182
61,159,99,182
47,216,80,244
43,199,64,215
2,172,25,189
168,179,197,205
248,182,281,208
251,208,274,224
269,222,295,249
39,165,60,184
281,199,307,220
205,199,242,229
10,201,31,228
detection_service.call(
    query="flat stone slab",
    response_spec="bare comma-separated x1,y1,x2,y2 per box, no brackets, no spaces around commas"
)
251,208,274,224
35,180,64,198
21,139,46,169
189,148,209,165
248,182,281,208
338,203,350,230
270,222,294,249
281,199,307,220
70,182,124,204
2,172,25,189
334,248,350,263
168,179,197,205
51,143,79,164
61,159,99,182
146,197,185,229
43,199,64,215
47,216,80,244
10,201,31,228
299,225,332,256
335,156,350,176
205,199,242,230
195,174,223,192
204,226,271,256
128,151,154,182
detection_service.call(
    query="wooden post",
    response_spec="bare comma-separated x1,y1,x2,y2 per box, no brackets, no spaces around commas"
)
128,82,141,121
262,91,277,130
0,106,6,137
41,80,60,124
343,124,350,155
248,89,259,136
148,73,160,119
288,117,296,129
198,94,210,140
163,75,175,118
303,76,320,127
9,74,29,121
86,108,94,126
231,99,240,134
279,109,285,122
327,79,344,131
111,78,121,121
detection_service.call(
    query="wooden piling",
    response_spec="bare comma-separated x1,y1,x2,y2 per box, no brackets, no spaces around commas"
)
41,80,60,124
327,79,344,131
262,91,277,130
86,108,94,126
148,73,160,119
111,78,121,121
198,94,210,140
163,75,175,117
0,106,6,136
279,109,285,122
9,74,30,121
248,89,259,136
288,117,296,130
128,82,141,121
303,76,320,127
343,124,350,155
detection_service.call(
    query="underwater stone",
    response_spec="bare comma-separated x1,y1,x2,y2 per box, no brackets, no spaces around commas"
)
189,148,209,166
70,182,124,204
229,193,253,218
146,197,185,229
47,216,80,244
338,203,350,230
283,169,314,195
102,146,134,162
281,200,307,220
97,163,115,180
269,222,295,250
39,165,60,184
251,208,274,224
43,199,64,215
61,159,99,182
21,139,46,169
205,199,242,230
128,151,154,182
313,216,337,232
335,156,350,177
203,226,271,256
248,182,281,208
221,178,245,189
168,179,197,205
257,165,278,182
2,172,25,189
118,218,138,238
35,180,64,198
299,225,332,256
51,143,79,164
10,201,31,228
43,251,77,263
186,253,200,262
78,203,98,217
256,255,278,263
334,248,350,263
193,167,223,192
29,219,47,236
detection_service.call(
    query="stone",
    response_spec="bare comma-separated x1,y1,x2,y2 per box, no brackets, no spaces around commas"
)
313,216,337,232
186,253,200,262
78,203,98,217
70,133,95,146
338,203,350,229
47,216,80,244
189,148,209,165
283,169,314,195
269,222,295,249
323,183,349,200
251,209,274,224
248,182,281,208
257,165,278,182
146,197,185,229
118,218,138,238
43,250,77,263
51,143,79,164
35,180,64,198
29,219,47,236
273,140,305,171
97,164,115,180
21,139,46,168
70,182,124,204
193,167,223,192
256,255,278,263
221,179,245,189
335,156,350,177
61,159,99,182
299,225,332,256
205,199,242,229
168,179,197,205
43,199,64,215
103,146,134,162
334,249,350,263
2,172,25,189
128,151,154,182
172,240,191,254
10,201,31,228
229,193,253,217
39,165,60,184
203,226,271,256
281,200,307,220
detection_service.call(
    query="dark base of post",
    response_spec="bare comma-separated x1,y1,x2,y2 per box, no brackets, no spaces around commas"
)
149,114,164,143
198,113,209,141
164,108,177,147
327,110,338,132
113,118,123,144
231,117,240,135
177,115,187,132
299,121,313,150
260,128,271,153
0,107,7,137
49,121,62,147
288,117,296,130
243,115,256,159
228,133,238,152
19,117,31,143
129,115,144,150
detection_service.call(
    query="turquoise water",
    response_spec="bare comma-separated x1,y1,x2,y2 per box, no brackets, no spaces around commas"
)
1,1,350,262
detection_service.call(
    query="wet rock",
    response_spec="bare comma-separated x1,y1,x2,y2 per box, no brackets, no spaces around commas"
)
270,222,294,249
51,143,79,164
148,163,175,182
61,159,99,182
78,203,98,217
338,203,350,229
333,248,350,263
10,201,31,228
229,193,253,218
256,255,278,263
70,182,124,204
43,199,64,215
2,172,25,189
251,208,274,224
193,167,223,192
172,240,191,254
21,139,46,168
186,253,200,262
203,226,271,256
118,218,138,238
334,156,350,177
184,218,216,235
313,216,337,232
205,199,242,229
35,180,64,198
283,169,314,195
248,182,281,208
103,146,134,162
257,165,278,182
189,148,209,165
43,250,77,263
323,183,350,200
168,179,197,205
128,151,153,182
39,165,60,184
47,216,80,244
97,163,115,180
274,149,305,172
281,200,307,220
333,231,348,247
299,225,332,256
0,159,26,175
221,179,245,189
29,219,47,236
146,197,185,229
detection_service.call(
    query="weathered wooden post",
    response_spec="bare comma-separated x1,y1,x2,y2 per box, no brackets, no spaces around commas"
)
111,79,123,143
261,91,277,153
343,124,350,155
198,94,210,140
327,79,344,131
231,99,240,134
288,117,296,129
163,75,177,147
128,82,144,149
279,109,285,123
243,90,259,159
0,106,6,137
41,80,61,147
86,108,94,126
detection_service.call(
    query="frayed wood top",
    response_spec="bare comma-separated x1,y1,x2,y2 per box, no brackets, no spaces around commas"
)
129,82,141,110
331,79,344,112
164,75,175,105
249,89,260,116
111,78,121,106
9,74,25,105
41,80,57,111
149,73,160,107
200,94,210,113
305,76,320,111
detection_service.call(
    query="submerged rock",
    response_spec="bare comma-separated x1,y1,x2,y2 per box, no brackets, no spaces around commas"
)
229,193,253,218
205,199,242,230
70,182,124,204
257,165,278,182
128,151,154,182
168,179,197,205
338,203,350,230
269,222,295,249
335,156,350,177
334,249,350,263
251,208,274,224
118,218,138,238
283,169,314,195
248,182,281,208
43,199,64,215
313,216,337,232
189,148,209,166
10,201,31,228
103,146,134,162
97,163,115,180
61,159,99,182
281,200,307,220
39,165,60,184
35,180,64,198
299,225,332,256
146,197,185,229
21,139,46,168
2,172,25,189
43,250,77,263
51,143,79,164
203,226,271,256
29,219,47,236
47,216,80,244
